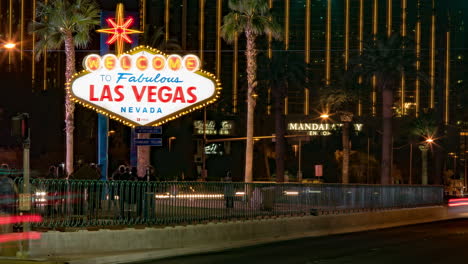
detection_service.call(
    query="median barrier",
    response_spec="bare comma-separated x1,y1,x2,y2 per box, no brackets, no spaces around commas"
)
29,205,454,259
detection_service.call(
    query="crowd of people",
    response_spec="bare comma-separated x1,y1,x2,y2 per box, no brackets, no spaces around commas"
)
0,161,159,182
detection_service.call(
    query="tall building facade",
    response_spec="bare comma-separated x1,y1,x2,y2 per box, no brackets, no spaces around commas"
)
139,0,467,122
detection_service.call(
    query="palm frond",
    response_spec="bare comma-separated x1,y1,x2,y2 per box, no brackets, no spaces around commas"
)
29,0,100,59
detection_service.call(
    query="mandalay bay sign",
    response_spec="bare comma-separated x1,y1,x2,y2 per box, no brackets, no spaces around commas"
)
288,122,363,136
68,46,221,127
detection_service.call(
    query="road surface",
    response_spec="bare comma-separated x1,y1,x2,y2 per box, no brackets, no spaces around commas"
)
133,219,468,264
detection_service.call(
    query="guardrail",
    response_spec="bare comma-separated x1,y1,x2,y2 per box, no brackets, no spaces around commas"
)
10,179,443,229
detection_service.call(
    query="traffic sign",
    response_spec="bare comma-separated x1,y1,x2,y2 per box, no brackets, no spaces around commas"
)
135,126,162,134
135,138,163,146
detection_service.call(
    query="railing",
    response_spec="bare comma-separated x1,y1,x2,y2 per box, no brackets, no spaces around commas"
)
10,178,443,229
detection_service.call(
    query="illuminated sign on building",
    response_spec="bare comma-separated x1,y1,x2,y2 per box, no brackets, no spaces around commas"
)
288,122,363,136
194,120,235,136
68,46,222,127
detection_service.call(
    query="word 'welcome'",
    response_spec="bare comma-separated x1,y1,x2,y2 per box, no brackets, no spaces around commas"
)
83,53,200,73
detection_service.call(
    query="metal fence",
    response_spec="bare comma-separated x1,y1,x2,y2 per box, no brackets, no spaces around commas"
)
10,178,443,229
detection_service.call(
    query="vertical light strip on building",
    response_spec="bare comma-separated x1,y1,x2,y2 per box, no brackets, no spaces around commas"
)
199,0,205,63
357,0,363,116
325,0,331,86
8,0,12,66
284,0,290,51
267,0,273,59
429,1,436,109
444,31,450,125
20,0,24,63
43,52,47,91
372,0,378,116
216,0,222,78
165,0,170,41
32,0,36,87
344,0,349,70
233,35,238,113
415,19,421,117
401,0,407,116
284,0,289,115
140,0,146,32
387,0,392,37
304,0,310,115
267,0,273,115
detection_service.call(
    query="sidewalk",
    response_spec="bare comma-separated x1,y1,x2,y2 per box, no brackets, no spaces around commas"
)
0,205,460,264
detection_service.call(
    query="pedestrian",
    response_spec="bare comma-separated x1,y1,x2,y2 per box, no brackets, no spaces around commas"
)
130,167,139,181
224,170,234,208
1,164,12,181
121,166,132,181
112,165,126,181
46,165,57,179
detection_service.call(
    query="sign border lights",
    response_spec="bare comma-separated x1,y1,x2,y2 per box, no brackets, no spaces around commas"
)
67,46,222,127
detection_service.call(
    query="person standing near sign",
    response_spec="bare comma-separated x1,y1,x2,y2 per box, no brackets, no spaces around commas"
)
223,171,234,208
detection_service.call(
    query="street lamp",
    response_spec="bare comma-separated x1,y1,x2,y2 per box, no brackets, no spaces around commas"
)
4,42,16,72
4,42,15,49
425,138,434,144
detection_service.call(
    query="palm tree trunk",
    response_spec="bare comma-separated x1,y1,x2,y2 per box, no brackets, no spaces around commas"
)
64,32,76,177
381,87,393,184
273,86,285,183
244,29,257,183
342,122,350,184
419,145,428,184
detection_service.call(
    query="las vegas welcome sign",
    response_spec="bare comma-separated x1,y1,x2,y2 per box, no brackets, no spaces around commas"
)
68,46,222,127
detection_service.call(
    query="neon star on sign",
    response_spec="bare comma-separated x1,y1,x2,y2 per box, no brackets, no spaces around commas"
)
68,46,222,127
97,17,142,45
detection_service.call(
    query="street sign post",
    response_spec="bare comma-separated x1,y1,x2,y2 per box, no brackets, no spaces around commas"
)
135,138,163,146
135,126,162,134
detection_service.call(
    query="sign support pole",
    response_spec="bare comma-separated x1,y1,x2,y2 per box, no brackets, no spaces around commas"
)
98,13,110,180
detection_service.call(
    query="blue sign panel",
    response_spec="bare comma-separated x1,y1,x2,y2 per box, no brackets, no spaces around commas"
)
135,126,162,134
135,138,163,146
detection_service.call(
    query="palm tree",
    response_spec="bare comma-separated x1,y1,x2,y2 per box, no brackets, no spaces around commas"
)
319,75,359,184
354,34,415,184
221,0,281,182
258,52,308,182
31,0,100,176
